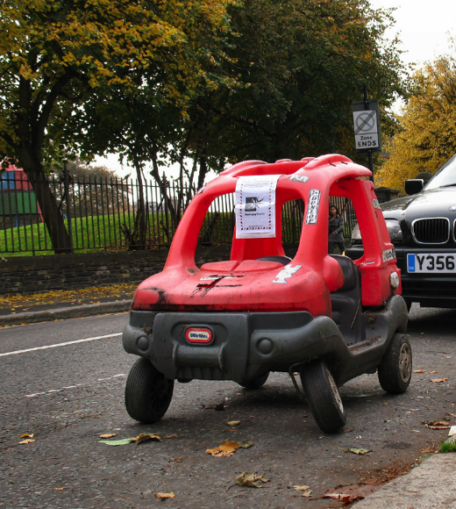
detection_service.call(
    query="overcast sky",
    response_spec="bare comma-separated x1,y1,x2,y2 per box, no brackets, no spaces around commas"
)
96,0,456,177
370,0,455,66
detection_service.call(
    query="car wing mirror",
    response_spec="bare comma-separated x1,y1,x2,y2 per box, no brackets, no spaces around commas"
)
405,179,424,195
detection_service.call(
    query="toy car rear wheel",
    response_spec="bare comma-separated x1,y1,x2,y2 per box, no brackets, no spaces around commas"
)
239,371,270,389
125,358,174,423
300,360,346,434
378,333,412,394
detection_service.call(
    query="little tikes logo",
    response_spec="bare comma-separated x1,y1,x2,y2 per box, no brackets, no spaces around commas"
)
185,327,213,344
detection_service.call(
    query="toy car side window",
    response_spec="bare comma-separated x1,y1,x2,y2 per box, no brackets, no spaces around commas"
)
198,192,235,246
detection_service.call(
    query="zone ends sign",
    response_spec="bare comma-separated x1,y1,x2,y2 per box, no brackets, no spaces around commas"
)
352,99,382,153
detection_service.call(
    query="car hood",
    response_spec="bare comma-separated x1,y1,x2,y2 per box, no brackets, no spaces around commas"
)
381,187,456,217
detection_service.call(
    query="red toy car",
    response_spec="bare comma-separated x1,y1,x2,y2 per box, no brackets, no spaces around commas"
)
123,154,411,433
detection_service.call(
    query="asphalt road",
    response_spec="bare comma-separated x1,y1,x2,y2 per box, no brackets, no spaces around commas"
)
1,306,456,509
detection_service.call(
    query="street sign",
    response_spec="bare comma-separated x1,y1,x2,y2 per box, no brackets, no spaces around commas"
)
352,99,382,153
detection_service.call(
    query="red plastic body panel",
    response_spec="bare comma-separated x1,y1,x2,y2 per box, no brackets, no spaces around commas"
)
132,154,401,317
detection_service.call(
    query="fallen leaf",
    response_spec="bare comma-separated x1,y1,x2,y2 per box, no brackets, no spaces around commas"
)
414,370,424,373
206,440,239,457
347,448,372,455
449,413,456,418
99,438,133,446
99,433,117,439
238,440,254,449
155,492,175,500
165,434,178,439
18,439,35,444
425,420,451,430
431,378,448,383
20,433,34,439
235,472,269,488
428,371,437,374
292,485,312,496
54,487,68,491
169,457,184,463
132,433,161,445
202,402,225,411
324,484,381,503
227,421,240,426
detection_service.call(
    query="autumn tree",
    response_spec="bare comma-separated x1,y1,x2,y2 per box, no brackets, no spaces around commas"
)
0,0,234,253
377,52,456,191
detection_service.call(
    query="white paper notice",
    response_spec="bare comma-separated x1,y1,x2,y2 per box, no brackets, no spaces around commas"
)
235,175,281,238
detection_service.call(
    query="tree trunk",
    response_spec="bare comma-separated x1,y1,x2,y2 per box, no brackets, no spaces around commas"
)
26,163,73,254
134,163,147,249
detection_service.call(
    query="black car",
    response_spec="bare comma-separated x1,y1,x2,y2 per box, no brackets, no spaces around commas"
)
347,154,456,310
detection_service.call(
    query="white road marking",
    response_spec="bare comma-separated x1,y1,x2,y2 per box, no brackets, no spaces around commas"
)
0,332,122,358
26,373,126,398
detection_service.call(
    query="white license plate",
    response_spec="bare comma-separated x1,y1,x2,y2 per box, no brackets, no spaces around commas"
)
407,253,456,273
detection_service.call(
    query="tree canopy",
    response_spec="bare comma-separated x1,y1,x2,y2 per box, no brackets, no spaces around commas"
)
0,0,235,251
377,51,456,191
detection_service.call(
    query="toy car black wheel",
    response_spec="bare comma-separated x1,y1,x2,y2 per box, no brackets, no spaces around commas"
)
378,333,412,394
300,360,346,434
125,358,174,423
239,371,270,389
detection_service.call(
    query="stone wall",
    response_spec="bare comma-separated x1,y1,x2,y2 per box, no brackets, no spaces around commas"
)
0,246,232,296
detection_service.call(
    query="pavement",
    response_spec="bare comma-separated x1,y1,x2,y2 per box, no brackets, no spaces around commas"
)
1,285,456,507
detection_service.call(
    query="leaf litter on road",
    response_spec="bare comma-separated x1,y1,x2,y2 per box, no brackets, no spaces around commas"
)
292,485,312,497
323,484,381,503
155,492,175,500
206,440,239,457
235,472,269,488
99,432,161,446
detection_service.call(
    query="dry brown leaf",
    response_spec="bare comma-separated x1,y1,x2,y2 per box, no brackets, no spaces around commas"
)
346,447,372,455
169,457,184,463
165,434,178,439
202,402,225,411
428,371,437,374
99,433,116,439
132,433,161,445
235,472,269,488
54,487,68,491
324,484,381,503
293,485,311,491
227,421,240,426
206,440,239,457
18,439,35,444
431,378,448,383
414,370,424,373
425,421,450,430
20,433,34,439
155,492,175,500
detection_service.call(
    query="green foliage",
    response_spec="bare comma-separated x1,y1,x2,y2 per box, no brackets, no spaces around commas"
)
194,0,407,166
440,441,456,453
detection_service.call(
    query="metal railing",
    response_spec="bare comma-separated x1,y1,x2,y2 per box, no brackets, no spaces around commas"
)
0,172,389,255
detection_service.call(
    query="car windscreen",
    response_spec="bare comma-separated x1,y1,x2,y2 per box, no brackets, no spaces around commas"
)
425,154,456,190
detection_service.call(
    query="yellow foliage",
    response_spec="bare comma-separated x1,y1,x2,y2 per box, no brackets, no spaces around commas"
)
377,54,456,191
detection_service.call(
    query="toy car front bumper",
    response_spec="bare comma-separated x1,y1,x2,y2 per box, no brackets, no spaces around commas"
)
122,310,346,384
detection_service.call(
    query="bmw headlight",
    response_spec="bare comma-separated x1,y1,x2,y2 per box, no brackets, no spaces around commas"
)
385,219,403,242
